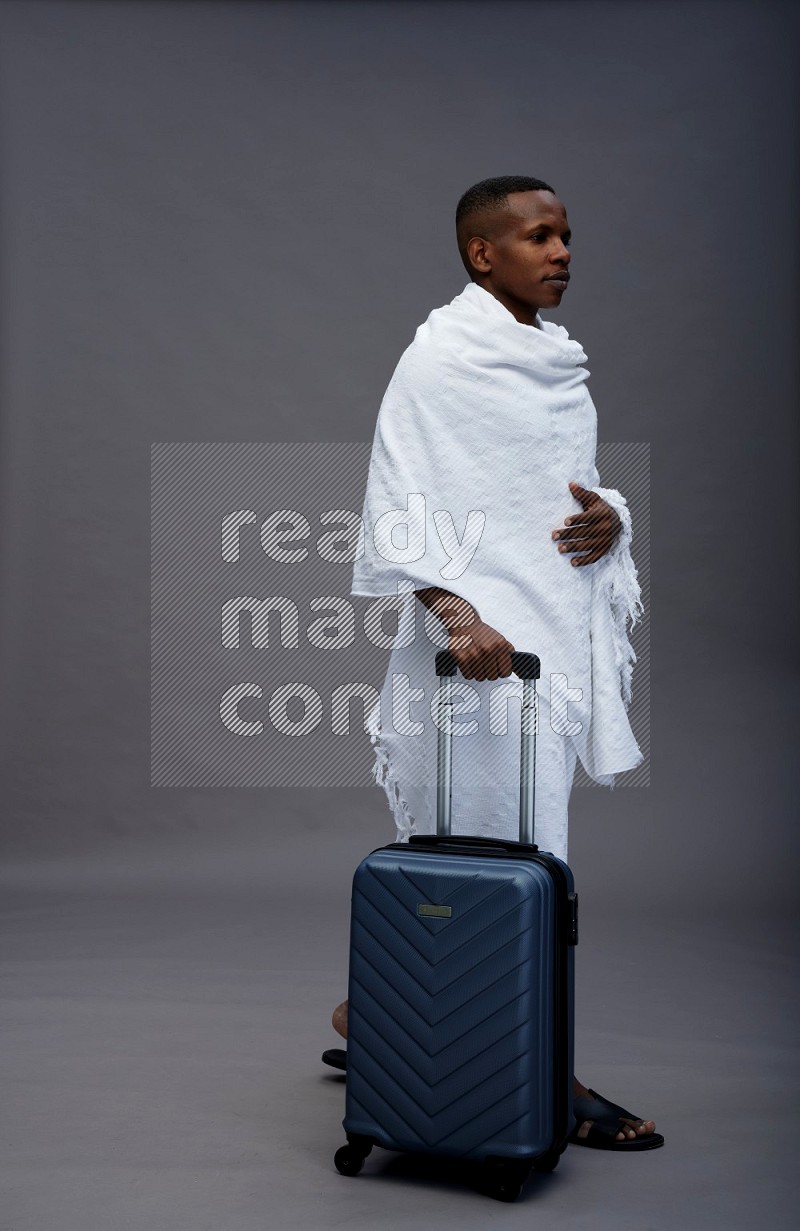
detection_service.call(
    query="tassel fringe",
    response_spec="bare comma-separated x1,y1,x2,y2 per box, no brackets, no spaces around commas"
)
365,699,417,842
590,487,645,710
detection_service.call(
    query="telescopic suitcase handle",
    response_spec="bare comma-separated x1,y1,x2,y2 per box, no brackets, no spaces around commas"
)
429,649,540,845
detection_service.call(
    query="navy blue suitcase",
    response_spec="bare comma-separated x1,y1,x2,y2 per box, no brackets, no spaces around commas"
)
334,650,579,1201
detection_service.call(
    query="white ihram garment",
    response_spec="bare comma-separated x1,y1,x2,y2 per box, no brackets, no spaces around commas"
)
351,281,644,862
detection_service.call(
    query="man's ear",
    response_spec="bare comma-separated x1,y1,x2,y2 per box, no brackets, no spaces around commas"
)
467,235,491,274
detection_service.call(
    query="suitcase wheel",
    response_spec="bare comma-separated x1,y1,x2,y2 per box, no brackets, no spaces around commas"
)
334,1145,364,1177
488,1178,523,1203
334,1135,373,1177
483,1159,530,1202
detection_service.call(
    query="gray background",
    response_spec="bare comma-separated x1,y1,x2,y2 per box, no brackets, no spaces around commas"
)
0,1,797,1228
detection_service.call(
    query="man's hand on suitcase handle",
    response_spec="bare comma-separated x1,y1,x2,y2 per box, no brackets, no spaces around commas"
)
415,587,516,682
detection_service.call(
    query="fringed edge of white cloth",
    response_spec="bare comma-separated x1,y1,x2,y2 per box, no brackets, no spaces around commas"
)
365,698,417,843
589,486,645,710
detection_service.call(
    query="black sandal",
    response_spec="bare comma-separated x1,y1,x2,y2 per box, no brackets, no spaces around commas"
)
322,1048,347,1072
570,1088,664,1150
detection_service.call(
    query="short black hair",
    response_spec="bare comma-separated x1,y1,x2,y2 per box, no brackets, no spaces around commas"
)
455,175,556,277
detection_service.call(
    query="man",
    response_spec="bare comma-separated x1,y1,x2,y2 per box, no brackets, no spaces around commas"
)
324,176,662,1151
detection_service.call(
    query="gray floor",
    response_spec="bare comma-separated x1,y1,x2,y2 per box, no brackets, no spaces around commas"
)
2,824,797,1231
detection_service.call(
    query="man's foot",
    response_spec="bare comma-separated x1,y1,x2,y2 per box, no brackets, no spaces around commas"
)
332,1000,348,1039
571,1079,663,1150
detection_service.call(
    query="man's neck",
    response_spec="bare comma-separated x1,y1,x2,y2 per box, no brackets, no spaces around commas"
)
472,280,541,327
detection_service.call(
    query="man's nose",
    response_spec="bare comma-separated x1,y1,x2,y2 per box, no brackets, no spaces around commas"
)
551,242,570,265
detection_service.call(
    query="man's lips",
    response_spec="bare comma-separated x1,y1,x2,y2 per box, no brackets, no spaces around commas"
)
545,272,570,283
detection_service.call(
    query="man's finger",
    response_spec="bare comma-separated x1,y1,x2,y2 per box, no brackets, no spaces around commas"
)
568,482,597,505
556,525,604,541
553,513,600,535
566,508,602,525
571,547,607,565
553,521,589,539
558,542,595,555
557,529,607,547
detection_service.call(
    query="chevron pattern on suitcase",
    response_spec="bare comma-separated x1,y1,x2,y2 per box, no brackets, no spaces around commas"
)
344,850,557,1158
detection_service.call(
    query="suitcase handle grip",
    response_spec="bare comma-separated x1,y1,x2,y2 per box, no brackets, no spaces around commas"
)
409,834,538,854
435,649,540,681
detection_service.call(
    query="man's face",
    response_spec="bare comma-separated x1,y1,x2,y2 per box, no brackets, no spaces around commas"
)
470,190,572,325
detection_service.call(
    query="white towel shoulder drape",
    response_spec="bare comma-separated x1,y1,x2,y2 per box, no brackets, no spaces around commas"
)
351,280,644,844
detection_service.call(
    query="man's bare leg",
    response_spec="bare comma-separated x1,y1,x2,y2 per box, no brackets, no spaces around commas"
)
331,1000,656,1143
332,999,348,1040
